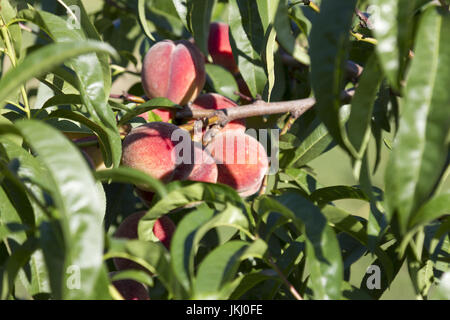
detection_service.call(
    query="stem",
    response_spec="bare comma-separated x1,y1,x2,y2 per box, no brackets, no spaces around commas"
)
0,19,31,119
266,256,303,300
176,89,355,127
351,31,378,45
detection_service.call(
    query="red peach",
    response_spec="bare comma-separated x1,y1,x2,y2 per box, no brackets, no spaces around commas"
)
121,122,182,184
113,211,176,271
208,22,239,74
138,108,173,123
206,131,269,197
141,39,206,105
172,142,218,183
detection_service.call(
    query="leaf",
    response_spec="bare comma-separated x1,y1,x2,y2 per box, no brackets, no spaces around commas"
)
274,0,310,65
205,64,239,101
369,0,416,91
265,26,277,101
309,0,358,158
1,237,39,299
105,238,176,296
0,0,21,58
5,120,111,299
409,192,450,230
170,204,215,294
277,191,344,299
45,109,122,168
190,0,215,56
138,182,244,241
228,0,267,97
110,270,154,288
64,0,113,94
138,0,156,41
172,0,189,30
310,186,369,206
118,98,179,126
385,7,450,234
193,239,267,299
94,167,167,197
347,53,383,162
0,40,116,110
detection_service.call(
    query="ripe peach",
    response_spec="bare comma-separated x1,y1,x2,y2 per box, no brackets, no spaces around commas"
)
138,108,173,123
172,142,218,183
141,39,206,105
206,131,269,197
121,122,182,184
113,211,176,271
191,93,245,132
110,275,150,300
208,22,239,74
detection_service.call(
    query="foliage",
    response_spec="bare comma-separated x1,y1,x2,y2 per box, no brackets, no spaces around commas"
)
0,0,448,300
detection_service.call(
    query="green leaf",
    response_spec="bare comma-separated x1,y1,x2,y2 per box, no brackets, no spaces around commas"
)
310,186,369,206
172,0,190,30
347,53,383,162
369,0,416,91
8,120,111,299
205,64,239,101
1,237,39,299
0,0,21,58
45,109,122,169
228,0,267,97
64,0,113,95
409,192,450,230
265,26,277,101
105,238,176,296
110,270,154,288
138,182,244,241
94,167,166,198
0,40,116,110
256,192,343,299
190,0,215,56
256,0,278,32
118,98,179,126
309,0,358,158
138,0,156,41
170,204,215,294
193,239,267,299
385,7,450,234
274,0,310,65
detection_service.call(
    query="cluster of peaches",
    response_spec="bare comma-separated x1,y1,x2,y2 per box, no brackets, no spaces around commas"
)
108,23,270,300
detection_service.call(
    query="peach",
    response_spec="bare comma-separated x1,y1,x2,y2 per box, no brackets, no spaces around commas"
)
141,39,206,105
206,131,269,197
110,275,150,300
138,108,173,123
191,93,245,132
121,122,182,183
113,211,176,271
208,22,239,74
172,142,218,183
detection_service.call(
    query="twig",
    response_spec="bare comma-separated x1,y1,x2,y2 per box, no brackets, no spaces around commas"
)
176,89,355,128
267,256,303,300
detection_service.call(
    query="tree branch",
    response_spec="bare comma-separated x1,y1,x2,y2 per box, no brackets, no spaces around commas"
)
176,89,355,128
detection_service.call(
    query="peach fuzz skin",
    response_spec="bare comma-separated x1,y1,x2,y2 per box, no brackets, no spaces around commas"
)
206,130,269,197
113,211,175,271
208,22,239,75
141,39,206,106
121,122,181,184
